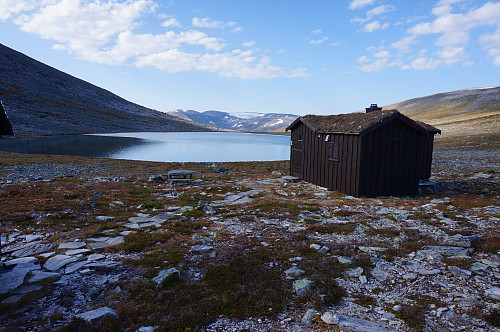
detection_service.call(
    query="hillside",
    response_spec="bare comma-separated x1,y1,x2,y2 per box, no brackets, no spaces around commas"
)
0,43,212,136
168,109,298,132
383,87,500,136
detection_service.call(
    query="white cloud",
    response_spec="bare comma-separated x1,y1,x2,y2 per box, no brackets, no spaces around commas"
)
3,0,301,79
480,27,500,48
356,55,370,63
136,49,308,79
243,41,255,47
312,28,323,34
162,17,181,28
367,5,396,17
391,35,417,52
309,37,329,44
349,0,375,10
364,21,389,32
488,48,500,65
192,17,225,29
359,58,400,72
373,50,390,58
0,0,37,20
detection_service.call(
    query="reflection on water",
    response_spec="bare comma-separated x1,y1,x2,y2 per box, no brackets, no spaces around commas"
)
0,132,291,162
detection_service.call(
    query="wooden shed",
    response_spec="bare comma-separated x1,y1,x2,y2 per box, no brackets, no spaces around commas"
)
286,107,440,197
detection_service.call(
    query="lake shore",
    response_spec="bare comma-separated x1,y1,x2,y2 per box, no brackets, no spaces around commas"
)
1,134,499,331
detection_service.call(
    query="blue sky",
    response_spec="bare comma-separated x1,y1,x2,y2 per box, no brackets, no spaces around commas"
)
1,0,499,116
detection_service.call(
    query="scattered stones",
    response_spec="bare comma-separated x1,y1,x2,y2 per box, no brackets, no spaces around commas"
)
337,314,399,332
370,268,389,281
345,267,364,278
301,309,317,324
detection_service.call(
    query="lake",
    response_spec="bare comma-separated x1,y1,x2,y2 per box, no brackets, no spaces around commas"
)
0,132,291,162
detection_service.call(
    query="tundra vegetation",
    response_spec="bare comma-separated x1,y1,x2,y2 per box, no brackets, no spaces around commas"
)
0,133,499,331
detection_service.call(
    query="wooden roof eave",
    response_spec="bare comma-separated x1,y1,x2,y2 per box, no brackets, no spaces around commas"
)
286,116,317,132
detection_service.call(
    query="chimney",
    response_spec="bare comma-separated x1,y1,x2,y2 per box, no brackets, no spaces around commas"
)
365,103,382,113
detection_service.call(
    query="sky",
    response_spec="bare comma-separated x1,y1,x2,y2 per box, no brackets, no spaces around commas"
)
1,0,499,116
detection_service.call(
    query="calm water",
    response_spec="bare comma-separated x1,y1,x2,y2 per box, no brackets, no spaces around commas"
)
0,132,291,162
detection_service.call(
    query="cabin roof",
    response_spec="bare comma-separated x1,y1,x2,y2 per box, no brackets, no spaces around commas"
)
286,109,440,135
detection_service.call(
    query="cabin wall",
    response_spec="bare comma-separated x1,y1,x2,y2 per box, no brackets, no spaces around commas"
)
290,123,361,196
359,118,422,197
419,133,436,181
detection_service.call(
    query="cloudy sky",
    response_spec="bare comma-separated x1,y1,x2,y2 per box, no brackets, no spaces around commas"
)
1,0,499,115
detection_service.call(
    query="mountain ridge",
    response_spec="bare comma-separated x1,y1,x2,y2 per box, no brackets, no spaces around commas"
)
168,109,299,132
0,43,213,136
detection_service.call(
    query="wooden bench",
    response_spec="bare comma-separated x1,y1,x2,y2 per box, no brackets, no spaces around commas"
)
167,170,197,184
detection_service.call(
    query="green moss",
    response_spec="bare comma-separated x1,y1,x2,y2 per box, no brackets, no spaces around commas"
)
122,231,172,252
308,222,356,235
141,201,164,209
396,305,426,331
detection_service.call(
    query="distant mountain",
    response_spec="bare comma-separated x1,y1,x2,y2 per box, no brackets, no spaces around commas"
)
0,43,212,136
383,86,500,136
168,109,299,132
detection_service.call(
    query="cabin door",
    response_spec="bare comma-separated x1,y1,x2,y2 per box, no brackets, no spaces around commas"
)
291,140,304,178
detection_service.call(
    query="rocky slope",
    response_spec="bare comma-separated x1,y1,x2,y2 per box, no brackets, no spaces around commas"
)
0,43,212,136
0,135,499,331
168,109,298,132
383,87,500,136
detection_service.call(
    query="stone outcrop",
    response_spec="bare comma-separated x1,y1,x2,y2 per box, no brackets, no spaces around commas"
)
0,101,13,136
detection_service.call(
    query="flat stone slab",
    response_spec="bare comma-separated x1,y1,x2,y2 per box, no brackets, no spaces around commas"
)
65,249,91,255
43,254,82,271
423,246,473,257
4,257,38,268
337,314,399,332
191,245,213,253
0,269,30,294
28,270,61,283
128,216,154,223
58,242,86,250
284,267,305,279
65,261,88,274
153,268,180,285
76,307,118,323
12,243,56,258
88,236,124,249
485,287,500,301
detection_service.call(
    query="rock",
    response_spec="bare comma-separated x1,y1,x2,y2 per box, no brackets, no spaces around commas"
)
310,243,321,251
128,216,153,223
272,170,285,176
87,254,106,262
337,314,399,332
0,269,29,294
318,246,330,254
153,268,180,286
345,267,364,278
470,262,489,272
293,278,313,295
276,190,289,196
95,216,115,221
416,268,441,276
485,287,500,301
65,249,91,255
335,255,353,264
12,243,56,258
191,245,213,253
301,309,317,325
28,270,61,283
370,268,389,281
88,236,124,249
422,246,473,257
442,235,480,247
1,294,24,306
58,242,86,250
284,267,305,279
481,259,500,268
76,307,118,323
321,311,339,325
359,246,387,253
43,254,82,271
282,176,300,183
4,257,38,268
25,234,43,243
448,266,472,277
65,261,88,274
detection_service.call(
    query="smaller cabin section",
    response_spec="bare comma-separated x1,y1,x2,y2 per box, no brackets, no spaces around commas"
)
286,109,440,197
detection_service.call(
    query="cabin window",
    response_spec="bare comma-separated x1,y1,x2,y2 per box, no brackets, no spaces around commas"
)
328,141,339,161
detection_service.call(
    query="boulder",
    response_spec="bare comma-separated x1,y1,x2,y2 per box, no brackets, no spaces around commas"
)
0,269,30,294
153,268,180,286
293,278,313,295
321,311,339,325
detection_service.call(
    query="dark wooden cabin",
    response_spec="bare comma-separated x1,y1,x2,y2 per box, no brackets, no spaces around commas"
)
286,107,440,197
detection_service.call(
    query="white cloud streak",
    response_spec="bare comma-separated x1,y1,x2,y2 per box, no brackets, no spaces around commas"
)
1,0,303,79
348,0,375,10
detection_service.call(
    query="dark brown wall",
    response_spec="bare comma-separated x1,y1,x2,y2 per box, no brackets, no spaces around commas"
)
359,118,422,197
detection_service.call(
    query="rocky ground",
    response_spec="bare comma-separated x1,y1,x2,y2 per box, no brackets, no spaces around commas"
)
0,134,499,331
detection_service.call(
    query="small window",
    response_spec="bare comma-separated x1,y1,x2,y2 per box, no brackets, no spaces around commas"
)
328,141,339,161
